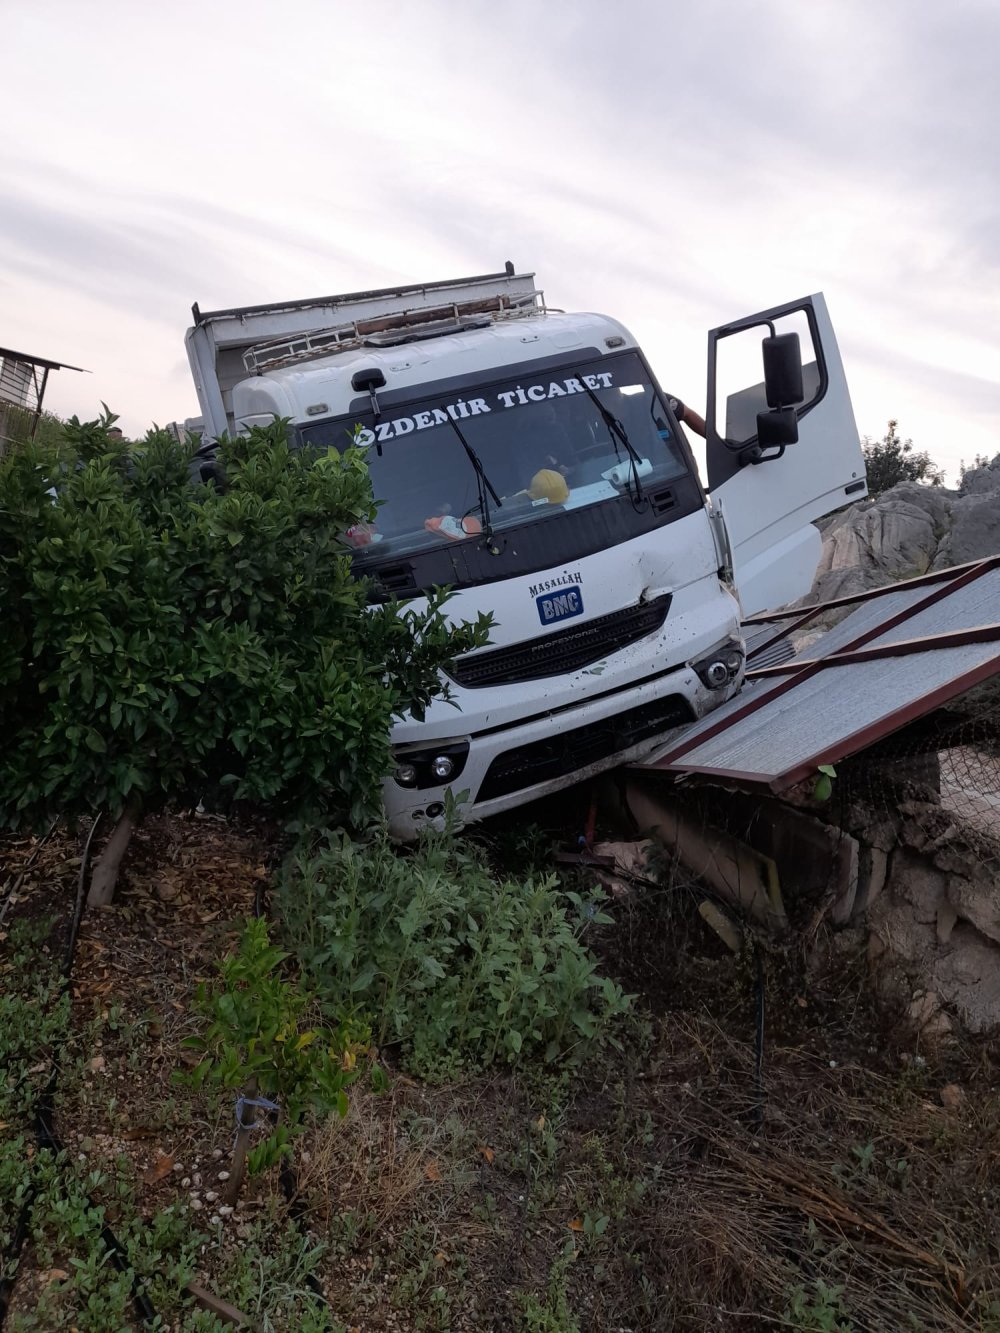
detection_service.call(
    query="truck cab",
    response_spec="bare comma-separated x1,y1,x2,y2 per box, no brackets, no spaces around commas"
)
184,268,865,837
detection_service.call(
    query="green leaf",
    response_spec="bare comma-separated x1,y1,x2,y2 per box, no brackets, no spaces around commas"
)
350,963,377,992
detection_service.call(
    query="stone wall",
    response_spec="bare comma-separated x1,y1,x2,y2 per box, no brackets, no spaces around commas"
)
842,790,1000,1041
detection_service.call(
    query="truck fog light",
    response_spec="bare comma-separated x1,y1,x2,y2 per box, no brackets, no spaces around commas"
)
394,763,418,787
704,660,729,688
426,802,444,818
430,755,455,780
725,649,744,674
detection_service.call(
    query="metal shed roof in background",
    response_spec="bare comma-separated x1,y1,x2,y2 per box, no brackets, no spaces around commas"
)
0,346,87,375
638,558,1000,789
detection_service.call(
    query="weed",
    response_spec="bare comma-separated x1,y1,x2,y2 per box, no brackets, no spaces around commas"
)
813,764,838,803
204,1212,342,1332
783,1277,854,1331
473,819,556,878
390,1220,470,1331
832,1140,912,1194
0,917,68,1124
472,1192,500,1227
2,1143,207,1331
281,827,631,1080
850,1140,876,1176
520,1245,581,1333
580,1211,610,1241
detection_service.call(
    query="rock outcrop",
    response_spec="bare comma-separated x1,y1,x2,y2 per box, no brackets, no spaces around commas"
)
806,454,1000,606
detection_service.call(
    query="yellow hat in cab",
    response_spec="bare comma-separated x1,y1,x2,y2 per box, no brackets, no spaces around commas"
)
527,468,569,504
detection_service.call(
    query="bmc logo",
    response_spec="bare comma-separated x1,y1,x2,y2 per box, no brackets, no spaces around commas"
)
536,588,584,625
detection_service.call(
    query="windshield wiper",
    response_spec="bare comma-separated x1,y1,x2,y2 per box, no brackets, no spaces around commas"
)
583,386,647,506
445,418,503,549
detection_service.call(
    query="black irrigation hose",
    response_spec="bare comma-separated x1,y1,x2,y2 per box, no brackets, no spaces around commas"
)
0,815,158,1330
252,873,331,1317
752,942,766,1133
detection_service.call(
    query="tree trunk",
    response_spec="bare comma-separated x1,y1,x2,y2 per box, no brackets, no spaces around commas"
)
88,792,143,906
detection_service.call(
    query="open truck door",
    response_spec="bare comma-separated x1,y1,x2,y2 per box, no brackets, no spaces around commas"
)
706,294,866,616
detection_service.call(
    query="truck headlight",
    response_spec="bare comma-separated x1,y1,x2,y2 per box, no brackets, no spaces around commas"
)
391,742,469,790
692,640,745,690
703,660,730,687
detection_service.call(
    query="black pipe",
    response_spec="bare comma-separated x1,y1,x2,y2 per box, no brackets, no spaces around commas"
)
253,866,330,1317
752,943,766,1133
0,815,158,1329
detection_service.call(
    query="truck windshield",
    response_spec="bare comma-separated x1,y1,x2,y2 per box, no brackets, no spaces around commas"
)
297,351,690,558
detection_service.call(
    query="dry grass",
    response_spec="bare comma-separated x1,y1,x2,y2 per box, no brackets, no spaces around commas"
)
297,1088,435,1231
269,995,1000,1331
613,1006,1000,1331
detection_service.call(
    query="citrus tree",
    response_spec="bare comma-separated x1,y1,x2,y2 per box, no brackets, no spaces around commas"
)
0,413,490,901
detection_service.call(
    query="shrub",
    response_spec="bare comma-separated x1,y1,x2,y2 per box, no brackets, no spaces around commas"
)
958,450,1000,495
0,413,490,896
279,826,631,1079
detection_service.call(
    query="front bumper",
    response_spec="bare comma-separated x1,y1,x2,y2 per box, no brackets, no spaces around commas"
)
383,657,740,839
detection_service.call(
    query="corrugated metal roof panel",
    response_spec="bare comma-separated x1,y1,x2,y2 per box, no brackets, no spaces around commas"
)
785,582,935,659
870,569,1000,645
639,560,1000,789
742,622,795,670
667,643,1000,782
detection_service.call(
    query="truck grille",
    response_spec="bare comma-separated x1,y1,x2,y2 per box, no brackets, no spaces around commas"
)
448,594,671,689
475,693,694,803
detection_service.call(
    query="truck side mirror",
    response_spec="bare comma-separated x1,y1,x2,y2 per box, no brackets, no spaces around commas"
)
762,332,804,408
756,406,799,448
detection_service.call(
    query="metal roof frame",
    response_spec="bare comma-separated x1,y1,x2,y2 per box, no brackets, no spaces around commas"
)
0,346,88,453
0,346,87,374
743,555,1000,665
639,558,1000,791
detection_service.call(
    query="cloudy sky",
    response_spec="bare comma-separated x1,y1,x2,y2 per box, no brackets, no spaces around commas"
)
3,0,998,482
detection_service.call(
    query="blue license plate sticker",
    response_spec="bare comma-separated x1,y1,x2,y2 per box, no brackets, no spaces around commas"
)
536,588,584,625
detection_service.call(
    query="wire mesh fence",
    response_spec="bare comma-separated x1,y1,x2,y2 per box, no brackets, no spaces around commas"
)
0,398,37,457
838,691,1000,872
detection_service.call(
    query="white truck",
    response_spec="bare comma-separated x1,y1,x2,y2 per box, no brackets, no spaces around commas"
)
183,266,866,837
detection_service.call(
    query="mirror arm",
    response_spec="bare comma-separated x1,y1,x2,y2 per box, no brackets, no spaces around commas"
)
738,444,786,468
